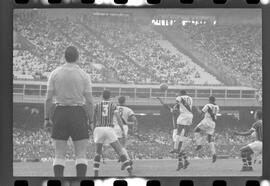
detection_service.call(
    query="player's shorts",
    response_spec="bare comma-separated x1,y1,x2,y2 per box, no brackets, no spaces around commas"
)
248,141,262,154
172,129,178,142
114,125,128,138
195,119,215,135
94,127,118,144
176,125,191,141
177,113,193,126
52,106,89,141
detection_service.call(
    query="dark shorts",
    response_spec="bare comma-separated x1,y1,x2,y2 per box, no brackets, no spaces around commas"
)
177,125,190,137
52,106,89,141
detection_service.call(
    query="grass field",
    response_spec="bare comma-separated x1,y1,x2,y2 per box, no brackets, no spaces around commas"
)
13,159,262,177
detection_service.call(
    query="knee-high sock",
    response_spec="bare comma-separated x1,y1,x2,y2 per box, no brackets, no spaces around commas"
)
194,132,203,146
75,158,88,177
209,142,216,155
241,151,248,167
53,158,65,177
93,154,101,172
122,148,130,160
175,135,183,152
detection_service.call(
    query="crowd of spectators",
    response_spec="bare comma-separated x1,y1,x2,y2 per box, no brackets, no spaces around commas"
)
82,15,221,85
175,23,262,87
13,10,222,85
13,125,254,162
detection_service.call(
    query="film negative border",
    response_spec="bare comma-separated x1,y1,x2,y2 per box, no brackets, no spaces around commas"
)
12,0,266,5
11,0,266,7
1,0,270,186
12,178,264,186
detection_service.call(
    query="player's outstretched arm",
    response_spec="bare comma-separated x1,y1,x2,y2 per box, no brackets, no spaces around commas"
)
130,115,138,133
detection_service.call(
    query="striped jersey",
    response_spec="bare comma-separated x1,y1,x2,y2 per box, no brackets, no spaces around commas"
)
94,100,117,127
251,120,262,141
176,95,193,114
202,103,220,122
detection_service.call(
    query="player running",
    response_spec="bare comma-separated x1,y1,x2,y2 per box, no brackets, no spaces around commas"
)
234,110,262,171
92,90,133,177
194,96,219,163
114,96,138,163
156,97,179,153
171,90,193,171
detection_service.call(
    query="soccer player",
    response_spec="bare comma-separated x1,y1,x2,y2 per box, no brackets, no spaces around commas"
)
194,96,219,163
234,110,262,171
114,96,138,163
171,90,193,171
92,90,133,177
156,97,179,153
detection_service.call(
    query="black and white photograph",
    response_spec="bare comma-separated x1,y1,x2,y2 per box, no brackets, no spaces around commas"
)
13,8,262,177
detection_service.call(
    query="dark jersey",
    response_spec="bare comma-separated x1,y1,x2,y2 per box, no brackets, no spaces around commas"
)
251,120,262,141
94,100,116,127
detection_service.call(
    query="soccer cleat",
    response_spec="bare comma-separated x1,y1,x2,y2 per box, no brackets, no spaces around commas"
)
212,154,217,163
170,149,179,154
183,160,190,169
121,160,132,171
176,162,184,171
195,145,202,151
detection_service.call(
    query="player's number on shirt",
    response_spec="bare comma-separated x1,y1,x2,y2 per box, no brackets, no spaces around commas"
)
102,105,109,117
119,107,123,117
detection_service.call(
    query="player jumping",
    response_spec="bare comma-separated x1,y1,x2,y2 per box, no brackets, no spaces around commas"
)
170,90,193,171
156,97,179,153
194,96,219,163
234,110,262,171
114,96,138,164
92,90,133,177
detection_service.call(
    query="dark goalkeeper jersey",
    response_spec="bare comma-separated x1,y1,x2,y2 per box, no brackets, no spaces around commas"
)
251,120,262,141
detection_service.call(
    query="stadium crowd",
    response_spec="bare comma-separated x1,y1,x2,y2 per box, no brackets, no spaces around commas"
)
13,125,254,162
13,10,223,85
175,23,262,87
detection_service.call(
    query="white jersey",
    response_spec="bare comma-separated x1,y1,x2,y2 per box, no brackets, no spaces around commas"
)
202,103,220,122
176,95,193,115
113,105,135,138
113,105,135,125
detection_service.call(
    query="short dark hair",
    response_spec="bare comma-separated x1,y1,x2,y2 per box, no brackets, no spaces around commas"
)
180,90,187,95
103,90,111,100
209,96,216,103
118,96,126,105
255,110,262,120
65,46,79,63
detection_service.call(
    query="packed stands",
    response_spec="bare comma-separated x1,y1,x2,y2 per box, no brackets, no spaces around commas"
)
174,23,262,88
13,10,225,85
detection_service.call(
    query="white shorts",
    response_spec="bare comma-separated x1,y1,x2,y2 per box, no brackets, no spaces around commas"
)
93,127,118,144
177,113,193,126
114,125,128,138
195,119,215,135
248,141,262,154
172,129,178,142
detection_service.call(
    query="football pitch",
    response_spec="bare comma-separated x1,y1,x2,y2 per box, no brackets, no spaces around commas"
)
13,159,262,177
